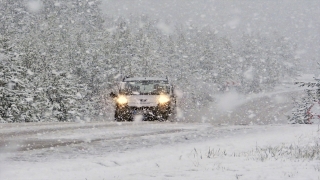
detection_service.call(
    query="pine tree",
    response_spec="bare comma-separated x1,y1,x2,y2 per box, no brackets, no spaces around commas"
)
289,90,313,124
0,35,34,122
290,75,320,124
42,70,85,122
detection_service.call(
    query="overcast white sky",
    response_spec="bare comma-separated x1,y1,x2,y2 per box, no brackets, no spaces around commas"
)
101,0,320,72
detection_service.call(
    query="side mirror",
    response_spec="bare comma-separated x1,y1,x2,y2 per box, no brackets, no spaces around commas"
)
110,92,117,98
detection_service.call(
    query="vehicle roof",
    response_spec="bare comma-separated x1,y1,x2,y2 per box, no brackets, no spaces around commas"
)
123,77,168,82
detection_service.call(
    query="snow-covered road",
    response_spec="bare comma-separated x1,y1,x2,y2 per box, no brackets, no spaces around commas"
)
0,121,212,152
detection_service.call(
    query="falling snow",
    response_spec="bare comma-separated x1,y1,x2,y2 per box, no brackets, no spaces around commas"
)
1,0,320,179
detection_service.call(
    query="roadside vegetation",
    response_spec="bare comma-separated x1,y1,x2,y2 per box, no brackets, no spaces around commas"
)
192,141,320,162
189,137,320,176
290,68,320,124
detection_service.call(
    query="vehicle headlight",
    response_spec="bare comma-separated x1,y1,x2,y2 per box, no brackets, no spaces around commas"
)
117,95,128,104
158,95,170,104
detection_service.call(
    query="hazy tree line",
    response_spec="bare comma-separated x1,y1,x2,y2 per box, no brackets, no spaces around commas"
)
0,0,299,122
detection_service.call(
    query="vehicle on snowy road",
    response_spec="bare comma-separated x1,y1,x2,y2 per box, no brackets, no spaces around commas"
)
110,77,176,121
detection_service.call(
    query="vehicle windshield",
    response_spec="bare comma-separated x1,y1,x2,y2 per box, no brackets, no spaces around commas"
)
120,80,170,95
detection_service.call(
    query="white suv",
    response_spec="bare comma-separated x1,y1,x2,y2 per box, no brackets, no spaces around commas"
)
110,77,176,121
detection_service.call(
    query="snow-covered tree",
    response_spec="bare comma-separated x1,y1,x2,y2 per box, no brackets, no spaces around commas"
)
0,35,34,122
42,70,85,121
289,91,313,124
0,0,107,122
237,33,299,94
290,74,320,124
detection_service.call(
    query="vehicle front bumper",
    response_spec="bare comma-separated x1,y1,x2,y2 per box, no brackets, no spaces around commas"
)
117,103,170,117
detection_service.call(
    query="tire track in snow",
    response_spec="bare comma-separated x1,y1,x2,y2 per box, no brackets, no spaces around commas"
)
0,124,197,151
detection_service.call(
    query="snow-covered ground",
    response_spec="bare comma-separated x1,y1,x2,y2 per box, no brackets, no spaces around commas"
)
1,77,320,180
1,122,319,180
